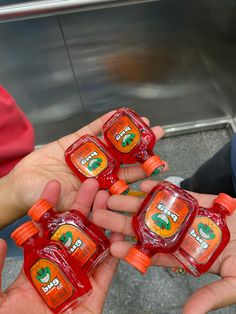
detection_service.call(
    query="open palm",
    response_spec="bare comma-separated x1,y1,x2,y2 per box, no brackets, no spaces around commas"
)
0,179,122,314
3,111,166,227
92,179,236,313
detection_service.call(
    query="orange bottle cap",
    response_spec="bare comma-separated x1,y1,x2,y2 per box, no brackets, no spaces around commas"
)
214,193,236,215
142,155,165,177
11,221,39,247
109,179,130,195
124,247,151,274
28,199,53,222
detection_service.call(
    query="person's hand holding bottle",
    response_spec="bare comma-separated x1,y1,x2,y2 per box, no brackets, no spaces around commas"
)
92,179,236,314
0,111,167,229
0,178,122,314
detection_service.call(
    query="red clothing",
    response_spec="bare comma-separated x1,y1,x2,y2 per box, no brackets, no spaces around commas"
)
0,85,34,177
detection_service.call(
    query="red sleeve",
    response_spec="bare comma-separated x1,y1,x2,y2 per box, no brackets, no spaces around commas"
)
0,85,35,177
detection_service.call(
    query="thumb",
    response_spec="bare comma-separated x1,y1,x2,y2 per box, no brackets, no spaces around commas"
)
0,239,7,295
183,278,236,314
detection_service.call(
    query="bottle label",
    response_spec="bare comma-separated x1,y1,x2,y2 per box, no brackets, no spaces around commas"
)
107,116,140,153
145,190,190,238
71,141,107,177
180,216,222,264
52,224,97,267
30,259,74,309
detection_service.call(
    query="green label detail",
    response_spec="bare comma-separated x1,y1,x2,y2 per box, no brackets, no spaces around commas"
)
121,133,135,147
59,231,73,248
87,158,103,171
36,267,51,284
151,213,171,230
198,223,216,240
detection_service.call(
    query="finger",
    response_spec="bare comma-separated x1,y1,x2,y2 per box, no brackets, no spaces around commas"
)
188,191,215,208
152,125,165,141
58,110,115,149
92,189,110,221
141,117,150,126
140,181,216,209
140,180,159,193
40,180,61,206
110,241,179,268
183,277,236,314
162,161,169,172
109,232,125,243
92,208,134,236
119,160,168,184
70,178,99,216
107,195,142,213
118,164,148,183
0,239,7,294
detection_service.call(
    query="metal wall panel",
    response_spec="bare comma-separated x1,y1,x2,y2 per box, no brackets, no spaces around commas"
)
0,16,85,144
59,0,236,126
0,0,236,145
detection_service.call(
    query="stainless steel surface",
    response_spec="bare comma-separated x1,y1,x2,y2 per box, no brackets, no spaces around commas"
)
163,118,236,138
0,16,86,143
60,0,236,125
0,0,235,144
0,0,158,22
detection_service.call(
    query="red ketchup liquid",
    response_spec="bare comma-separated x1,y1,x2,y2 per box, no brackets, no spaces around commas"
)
103,107,165,177
28,199,110,274
11,222,91,313
173,193,236,277
125,181,198,273
65,134,130,195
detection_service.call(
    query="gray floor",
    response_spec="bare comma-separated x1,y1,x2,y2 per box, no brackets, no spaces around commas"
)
2,128,235,313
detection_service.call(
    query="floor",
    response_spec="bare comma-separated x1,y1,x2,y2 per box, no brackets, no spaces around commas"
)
2,127,236,313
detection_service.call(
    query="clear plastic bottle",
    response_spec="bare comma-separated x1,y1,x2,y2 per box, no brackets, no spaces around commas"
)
65,134,130,195
173,193,236,276
11,221,91,313
28,199,110,273
103,107,165,176
125,181,198,273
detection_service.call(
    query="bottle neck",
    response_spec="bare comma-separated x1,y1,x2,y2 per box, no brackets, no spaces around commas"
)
135,243,154,258
37,208,55,225
212,203,229,216
136,150,153,163
21,233,41,250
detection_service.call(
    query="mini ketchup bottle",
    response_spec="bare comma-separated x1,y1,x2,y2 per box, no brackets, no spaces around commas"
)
65,134,130,195
28,199,110,273
103,107,165,177
125,181,198,274
172,193,236,277
11,221,91,314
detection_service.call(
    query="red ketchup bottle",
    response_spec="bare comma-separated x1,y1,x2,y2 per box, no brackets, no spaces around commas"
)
28,199,110,273
125,181,198,273
103,107,165,177
11,222,91,314
173,193,236,277
65,134,130,195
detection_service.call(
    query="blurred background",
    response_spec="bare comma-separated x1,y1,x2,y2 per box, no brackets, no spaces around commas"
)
0,0,236,143
1,0,236,313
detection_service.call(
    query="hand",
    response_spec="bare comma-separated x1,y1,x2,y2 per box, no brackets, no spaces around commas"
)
1,110,167,228
92,179,236,314
0,178,122,314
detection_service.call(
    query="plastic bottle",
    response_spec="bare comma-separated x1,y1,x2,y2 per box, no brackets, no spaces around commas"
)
28,199,110,273
172,193,236,277
124,181,198,273
65,134,130,195
11,221,91,313
103,107,165,177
